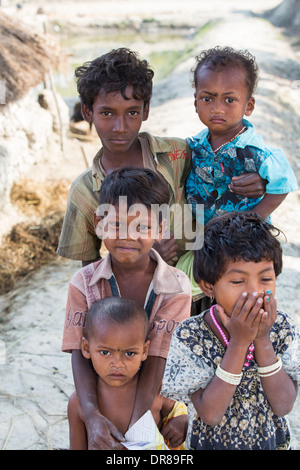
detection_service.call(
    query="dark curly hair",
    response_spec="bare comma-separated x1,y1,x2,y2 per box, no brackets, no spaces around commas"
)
75,48,154,110
193,212,283,285
192,46,259,97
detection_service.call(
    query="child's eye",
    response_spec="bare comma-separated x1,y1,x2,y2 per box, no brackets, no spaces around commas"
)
230,280,244,285
101,111,113,116
109,221,123,228
124,351,135,357
100,350,111,356
202,96,211,102
128,111,139,116
225,98,235,103
137,224,150,232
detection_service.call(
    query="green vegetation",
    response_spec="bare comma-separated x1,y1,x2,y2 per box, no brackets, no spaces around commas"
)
149,20,219,81
54,20,219,97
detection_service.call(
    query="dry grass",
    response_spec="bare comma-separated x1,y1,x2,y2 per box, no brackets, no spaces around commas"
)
0,180,70,295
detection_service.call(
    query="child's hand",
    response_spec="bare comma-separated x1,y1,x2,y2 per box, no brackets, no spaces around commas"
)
255,290,277,341
153,232,179,265
86,412,126,450
161,414,188,448
228,173,267,198
217,291,264,346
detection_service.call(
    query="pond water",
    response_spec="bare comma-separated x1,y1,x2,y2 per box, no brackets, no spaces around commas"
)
53,21,214,107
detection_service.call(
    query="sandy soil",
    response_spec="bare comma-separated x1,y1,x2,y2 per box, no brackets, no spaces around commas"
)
0,0,300,450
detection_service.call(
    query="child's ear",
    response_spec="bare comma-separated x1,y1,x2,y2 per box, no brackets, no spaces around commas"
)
81,103,93,123
245,96,255,116
155,218,168,242
198,279,215,299
143,102,150,121
94,212,103,238
142,339,150,362
81,337,91,359
194,92,198,113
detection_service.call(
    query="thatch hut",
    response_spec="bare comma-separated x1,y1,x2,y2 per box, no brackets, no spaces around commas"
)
0,11,61,105
0,10,69,241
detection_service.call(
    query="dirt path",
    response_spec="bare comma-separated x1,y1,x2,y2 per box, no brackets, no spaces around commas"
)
0,1,300,450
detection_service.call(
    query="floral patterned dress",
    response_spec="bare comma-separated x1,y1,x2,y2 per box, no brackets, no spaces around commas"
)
161,311,300,450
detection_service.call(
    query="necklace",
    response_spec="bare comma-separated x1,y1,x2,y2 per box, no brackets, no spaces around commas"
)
210,126,246,154
210,305,255,368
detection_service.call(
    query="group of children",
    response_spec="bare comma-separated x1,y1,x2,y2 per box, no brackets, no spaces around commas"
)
58,46,300,450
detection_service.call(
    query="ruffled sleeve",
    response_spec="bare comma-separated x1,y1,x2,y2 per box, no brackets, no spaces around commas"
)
258,147,298,194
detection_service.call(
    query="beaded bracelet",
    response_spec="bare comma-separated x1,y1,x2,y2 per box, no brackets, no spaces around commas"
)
215,365,242,385
257,358,282,378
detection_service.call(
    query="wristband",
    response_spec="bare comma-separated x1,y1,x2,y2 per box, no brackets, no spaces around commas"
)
257,358,282,377
215,365,242,385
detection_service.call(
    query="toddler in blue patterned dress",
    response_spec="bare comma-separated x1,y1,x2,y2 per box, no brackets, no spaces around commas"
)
177,46,298,311
162,212,300,450
185,46,297,225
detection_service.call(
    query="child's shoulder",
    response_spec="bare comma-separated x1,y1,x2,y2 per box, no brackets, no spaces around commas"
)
140,132,191,159
171,266,193,293
151,250,192,296
70,259,104,288
69,166,94,192
174,310,205,333
275,310,299,335
141,131,187,148
272,310,300,351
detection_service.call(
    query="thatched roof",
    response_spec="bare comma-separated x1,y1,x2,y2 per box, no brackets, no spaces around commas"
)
0,11,61,105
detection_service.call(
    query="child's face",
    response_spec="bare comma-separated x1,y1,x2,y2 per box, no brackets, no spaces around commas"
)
82,319,149,388
94,203,164,266
82,86,149,156
210,258,276,317
194,65,255,138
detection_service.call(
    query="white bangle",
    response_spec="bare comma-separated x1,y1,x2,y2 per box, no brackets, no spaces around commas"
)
215,365,242,385
257,358,282,377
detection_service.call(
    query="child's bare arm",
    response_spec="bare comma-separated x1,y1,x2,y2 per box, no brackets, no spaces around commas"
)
249,193,287,219
67,392,88,450
72,350,125,450
161,415,188,448
191,292,264,426
130,276,191,425
153,232,179,265
160,399,188,448
129,355,166,426
254,291,298,416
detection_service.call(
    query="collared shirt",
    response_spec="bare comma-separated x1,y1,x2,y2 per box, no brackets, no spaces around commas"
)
185,119,298,224
62,248,192,359
57,133,192,261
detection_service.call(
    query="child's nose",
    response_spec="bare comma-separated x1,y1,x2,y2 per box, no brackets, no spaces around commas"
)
117,225,139,240
211,99,224,114
113,116,126,133
249,282,264,297
112,353,124,368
